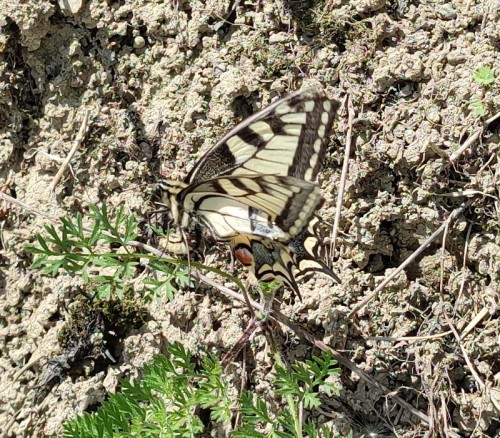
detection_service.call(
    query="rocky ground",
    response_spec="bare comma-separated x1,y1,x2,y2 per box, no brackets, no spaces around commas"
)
0,0,499,436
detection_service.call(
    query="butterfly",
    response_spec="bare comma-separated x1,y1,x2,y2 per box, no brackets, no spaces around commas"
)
160,87,340,295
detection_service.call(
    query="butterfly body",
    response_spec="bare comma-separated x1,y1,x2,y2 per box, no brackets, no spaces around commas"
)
160,87,340,294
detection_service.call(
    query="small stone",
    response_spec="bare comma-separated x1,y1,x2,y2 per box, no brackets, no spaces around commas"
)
58,0,84,14
133,36,145,49
426,107,441,124
269,32,289,44
214,63,227,74
437,4,457,20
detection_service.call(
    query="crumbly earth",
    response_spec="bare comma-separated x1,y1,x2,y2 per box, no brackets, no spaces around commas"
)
0,0,499,437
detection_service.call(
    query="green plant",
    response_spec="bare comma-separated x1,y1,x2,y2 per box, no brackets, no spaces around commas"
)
468,97,486,117
61,343,232,437
468,66,496,118
473,66,496,85
26,204,192,302
234,351,340,437
61,344,341,438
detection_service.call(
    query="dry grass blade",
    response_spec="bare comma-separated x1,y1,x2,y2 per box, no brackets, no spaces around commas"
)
329,94,352,262
443,308,500,413
367,331,452,343
449,111,500,162
460,306,497,340
49,110,91,193
0,192,60,222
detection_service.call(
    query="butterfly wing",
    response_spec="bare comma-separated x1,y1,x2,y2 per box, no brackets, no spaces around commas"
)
233,235,301,297
233,217,340,298
161,87,340,295
185,88,339,184
287,216,340,284
177,175,323,241
201,89,340,292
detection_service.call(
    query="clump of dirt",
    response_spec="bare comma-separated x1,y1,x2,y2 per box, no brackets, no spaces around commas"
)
1,0,499,437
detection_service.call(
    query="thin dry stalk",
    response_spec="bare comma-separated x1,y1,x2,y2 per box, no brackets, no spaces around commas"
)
460,306,496,340
49,110,90,193
232,344,247,428
367,331,452,343
0,192,60,222
449,111,500,162
329,94,353,261
425,361,438,436
439,210,450,300
0,171,13,218
439,393,451,437
455,222,473,311
441,307,500,413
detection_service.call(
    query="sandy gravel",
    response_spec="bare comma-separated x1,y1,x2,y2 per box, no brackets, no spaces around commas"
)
0,0,499,436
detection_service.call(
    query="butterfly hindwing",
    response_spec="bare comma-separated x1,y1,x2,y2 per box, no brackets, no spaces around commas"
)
177,175,323,241
232,217,340,297
287,216,340,284
233,235,301,297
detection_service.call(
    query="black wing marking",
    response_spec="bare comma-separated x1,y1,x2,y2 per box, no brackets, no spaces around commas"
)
233,235,301,297
288,216,340,284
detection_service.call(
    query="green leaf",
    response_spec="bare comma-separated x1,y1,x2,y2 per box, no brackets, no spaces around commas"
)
61,345,341,437
473,66,495,85
45,224,67,251
302,392,321,409
469,98,485,117
36,233,51,252
62,346,225,436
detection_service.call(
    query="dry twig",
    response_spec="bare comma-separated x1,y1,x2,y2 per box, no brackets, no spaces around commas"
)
329,94,353,261
49,110,90,193
441,306,500,413
449,111,500,162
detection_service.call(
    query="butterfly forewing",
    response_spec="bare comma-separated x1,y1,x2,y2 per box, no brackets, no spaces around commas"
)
185,88,339,185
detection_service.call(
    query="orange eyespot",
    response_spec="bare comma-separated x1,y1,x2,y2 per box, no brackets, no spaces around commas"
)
234,246,254,266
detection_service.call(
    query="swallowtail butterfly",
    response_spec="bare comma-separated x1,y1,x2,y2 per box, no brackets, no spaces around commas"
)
160,87,340,295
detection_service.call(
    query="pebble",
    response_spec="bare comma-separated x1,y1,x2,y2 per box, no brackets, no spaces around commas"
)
437,4,457,20
134,36,146,49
